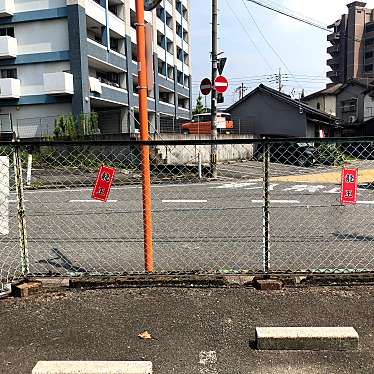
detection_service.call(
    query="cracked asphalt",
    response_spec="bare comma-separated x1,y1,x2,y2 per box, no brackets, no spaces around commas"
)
1,285,374,374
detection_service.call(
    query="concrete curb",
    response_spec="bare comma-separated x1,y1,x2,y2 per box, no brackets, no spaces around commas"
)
32,361,152,374
24,272,374,292
255,327,359,351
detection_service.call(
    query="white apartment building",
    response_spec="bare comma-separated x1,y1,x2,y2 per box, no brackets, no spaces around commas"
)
0,0,192,137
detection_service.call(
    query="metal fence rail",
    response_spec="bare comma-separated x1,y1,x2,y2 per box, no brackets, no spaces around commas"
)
1,137,374,288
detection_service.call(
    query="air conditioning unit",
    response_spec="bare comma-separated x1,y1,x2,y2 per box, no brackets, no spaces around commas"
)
348,115,357,124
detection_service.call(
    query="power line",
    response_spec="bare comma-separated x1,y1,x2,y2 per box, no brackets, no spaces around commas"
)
223,0,274,72
241,0,303,90
245,0,330,31
245,0,362,43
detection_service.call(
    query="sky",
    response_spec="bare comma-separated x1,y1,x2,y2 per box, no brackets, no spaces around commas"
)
190,0,374,108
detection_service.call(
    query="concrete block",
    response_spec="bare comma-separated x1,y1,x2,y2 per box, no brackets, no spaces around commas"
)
12,281,42,298
254,279,283,290
224,275,255,286
255,327,359,351
33,277,70,288
32,361,152,374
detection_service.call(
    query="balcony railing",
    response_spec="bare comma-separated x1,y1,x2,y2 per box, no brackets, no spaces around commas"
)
0,78,20,99
327,58,339,67
0,36,17,59
43,72,74,95
89,77,102,94
0,0,14,17
327,44,340,55
327,32,340,44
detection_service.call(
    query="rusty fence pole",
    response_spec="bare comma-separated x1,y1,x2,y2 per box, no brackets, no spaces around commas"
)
135,0,153,272
13,142,29,276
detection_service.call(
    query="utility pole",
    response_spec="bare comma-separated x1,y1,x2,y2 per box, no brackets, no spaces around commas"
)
277,68,283,92
210,0,218,178
135,0,153,272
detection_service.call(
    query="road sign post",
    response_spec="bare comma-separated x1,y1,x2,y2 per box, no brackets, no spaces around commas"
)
214,75,229,93
200,78,212,96
340,167,358,204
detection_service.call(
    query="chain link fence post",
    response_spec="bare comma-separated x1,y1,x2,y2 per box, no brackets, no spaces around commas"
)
262,139,270,274
13,142,29,276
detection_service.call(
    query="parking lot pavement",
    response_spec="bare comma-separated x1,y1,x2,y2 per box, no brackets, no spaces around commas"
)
0,286,373,374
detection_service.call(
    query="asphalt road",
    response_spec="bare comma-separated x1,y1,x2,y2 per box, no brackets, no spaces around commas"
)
2,159,374,279
1,286,374,374
0,158,374,277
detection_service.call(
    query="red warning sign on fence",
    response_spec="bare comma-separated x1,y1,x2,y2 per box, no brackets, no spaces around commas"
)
340,167,358,205
92,165,116,202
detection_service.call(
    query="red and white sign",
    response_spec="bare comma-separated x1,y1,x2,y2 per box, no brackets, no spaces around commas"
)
200,78,212,96
214,75,229,93
340,167,358,205
92,165,116,202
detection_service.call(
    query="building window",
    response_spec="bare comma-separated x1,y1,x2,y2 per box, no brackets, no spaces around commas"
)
96,71,120,88
365,64,373,72
0,68,17,79
367,23,374,33
365,51,374,59
158,59,166,76
342,99,357,113
130,9,136,29
365,37,374,46
317,102,321,110
110,38,119,52
0,27,14,37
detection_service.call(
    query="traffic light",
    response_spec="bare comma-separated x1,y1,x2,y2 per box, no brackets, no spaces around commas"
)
217,93,224,103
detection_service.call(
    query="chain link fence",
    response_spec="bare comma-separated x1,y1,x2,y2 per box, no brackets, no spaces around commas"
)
1,137,374,289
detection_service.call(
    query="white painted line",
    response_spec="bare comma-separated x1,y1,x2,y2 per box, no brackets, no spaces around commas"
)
162,199,207,203
252,200,300,204
357,201,374,205
23,181,224,195
69,199,118,203
32,361,153,374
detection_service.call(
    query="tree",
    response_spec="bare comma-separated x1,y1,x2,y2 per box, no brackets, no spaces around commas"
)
193,94,205,114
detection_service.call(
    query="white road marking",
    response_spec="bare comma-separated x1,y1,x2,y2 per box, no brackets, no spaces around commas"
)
245,183,279,191
213,181,259,189
23,181,225,195
357,201,374,205
252,200,300,204
162,199,207,203
69,199,117,203
324,187,340,194
283,185,326,193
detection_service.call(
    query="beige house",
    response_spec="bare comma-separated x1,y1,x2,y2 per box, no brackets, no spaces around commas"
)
302,84,342,116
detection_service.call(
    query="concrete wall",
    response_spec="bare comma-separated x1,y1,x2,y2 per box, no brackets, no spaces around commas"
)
304,95,337,116
1,102,73,137
15,19,69,55
154,134,254,165
336,84,363,124
15,0,66,12
18,61,71,96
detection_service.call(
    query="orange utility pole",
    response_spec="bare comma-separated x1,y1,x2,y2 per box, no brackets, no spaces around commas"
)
135,0,153,272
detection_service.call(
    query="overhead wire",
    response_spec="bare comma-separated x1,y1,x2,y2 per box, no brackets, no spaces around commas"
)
223,0,275,73
241,0,303,91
